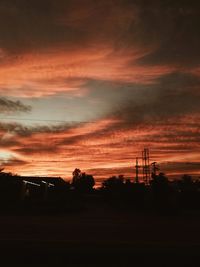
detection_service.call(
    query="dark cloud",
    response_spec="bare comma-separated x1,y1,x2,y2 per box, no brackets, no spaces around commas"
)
0,138,19,148
15,143,58,155
105,72,200,127
0,0,199,69
0,0,135,55
160,161,200,176
0,0,68,54
0,97,31,114
133,1,200,66
70,72,200,133
0,157,27,168
0,121,76,137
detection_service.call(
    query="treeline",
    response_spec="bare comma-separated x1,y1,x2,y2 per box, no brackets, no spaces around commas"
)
0,168,200,215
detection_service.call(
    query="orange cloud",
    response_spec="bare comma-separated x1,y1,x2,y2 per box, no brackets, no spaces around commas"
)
0,114,199,181
0,44,175,98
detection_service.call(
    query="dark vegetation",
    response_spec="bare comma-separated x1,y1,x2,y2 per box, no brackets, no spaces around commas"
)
0,168,200,216
0,168,200,264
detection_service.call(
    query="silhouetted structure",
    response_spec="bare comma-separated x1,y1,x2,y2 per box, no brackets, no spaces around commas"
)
142,148,150,184
0,172,67,202
0,162,200,215
135,157,140,183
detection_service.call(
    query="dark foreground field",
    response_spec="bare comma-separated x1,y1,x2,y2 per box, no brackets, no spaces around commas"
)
0,208,200,266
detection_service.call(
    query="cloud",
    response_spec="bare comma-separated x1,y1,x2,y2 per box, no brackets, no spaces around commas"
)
134,1,200,67
0,151,28,172
1,157,27,167
104,72,200,127
0,0,136,55
0,97,31,114
0,0,199,179
0,0,199,71
160,161,200,178
0,116,199,178
15,144,58,155
0,121,78,139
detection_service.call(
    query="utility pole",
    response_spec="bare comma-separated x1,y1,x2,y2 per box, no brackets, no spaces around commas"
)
142,148,150,185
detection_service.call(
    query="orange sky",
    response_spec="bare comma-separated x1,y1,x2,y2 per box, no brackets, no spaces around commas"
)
0,0,200,183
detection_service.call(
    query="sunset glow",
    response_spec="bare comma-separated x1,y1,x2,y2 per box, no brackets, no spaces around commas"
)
0,0,200,182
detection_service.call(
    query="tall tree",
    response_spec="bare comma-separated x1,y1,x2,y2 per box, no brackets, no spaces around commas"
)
71,169,95,192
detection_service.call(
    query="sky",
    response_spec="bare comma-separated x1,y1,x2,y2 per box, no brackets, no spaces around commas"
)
0,0,200,182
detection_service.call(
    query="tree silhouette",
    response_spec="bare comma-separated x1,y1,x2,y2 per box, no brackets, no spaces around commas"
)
71,169,95,192
72,168,82,184
102,175,125,191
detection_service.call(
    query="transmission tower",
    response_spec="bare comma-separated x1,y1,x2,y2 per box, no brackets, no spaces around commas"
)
135,157,140,183
142,148,150,184
135,158,140,183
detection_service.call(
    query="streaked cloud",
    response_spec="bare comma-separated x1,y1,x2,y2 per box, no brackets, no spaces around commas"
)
0,97,31,114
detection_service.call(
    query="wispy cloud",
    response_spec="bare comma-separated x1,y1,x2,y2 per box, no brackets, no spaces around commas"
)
0,97,31,114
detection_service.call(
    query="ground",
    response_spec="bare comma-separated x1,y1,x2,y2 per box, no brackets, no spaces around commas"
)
0,207,199,265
